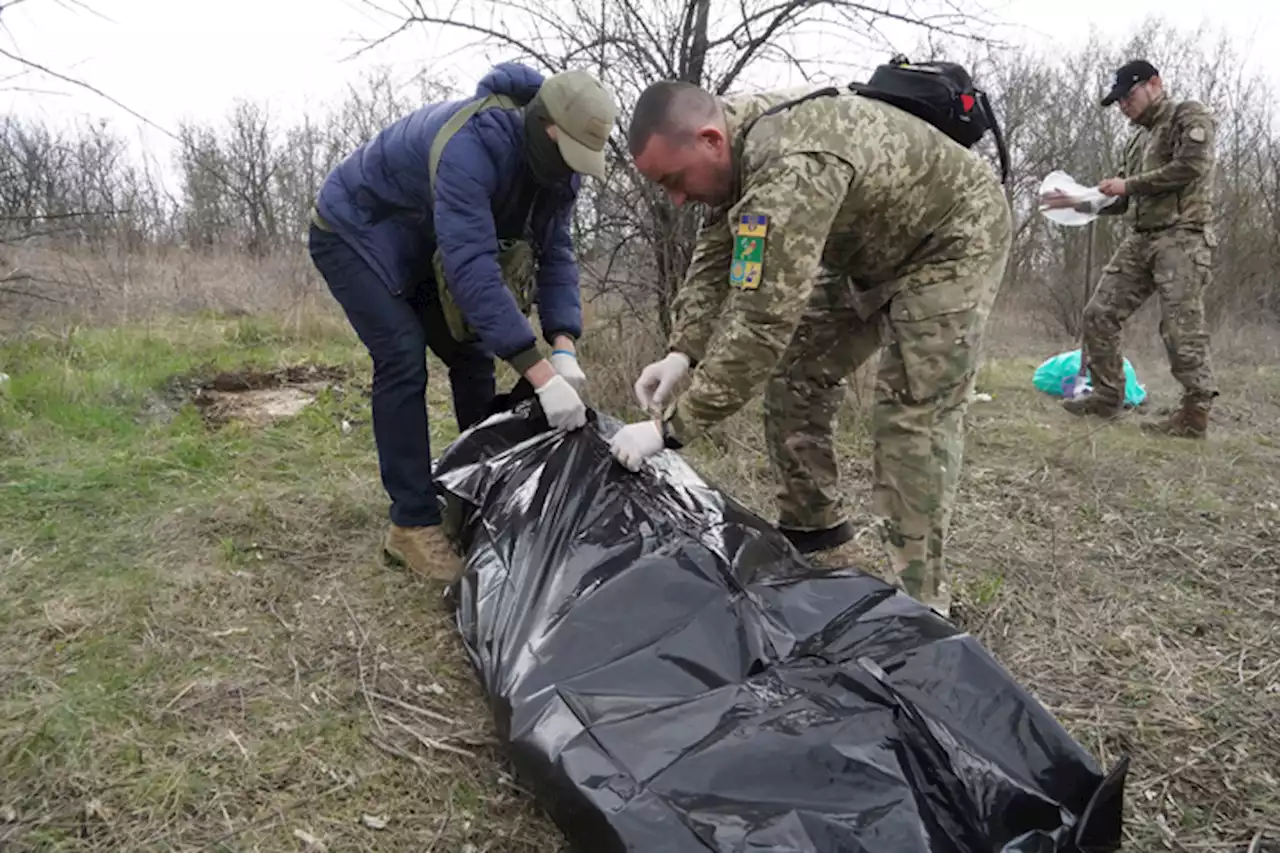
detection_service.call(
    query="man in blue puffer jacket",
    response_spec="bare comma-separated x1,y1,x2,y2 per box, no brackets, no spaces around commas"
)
308,62,616,585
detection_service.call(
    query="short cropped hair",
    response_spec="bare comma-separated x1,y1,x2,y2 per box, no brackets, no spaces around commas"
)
627,80,720,156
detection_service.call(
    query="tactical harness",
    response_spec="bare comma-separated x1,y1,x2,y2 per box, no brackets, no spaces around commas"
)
426,92,539,344
313,92,539,345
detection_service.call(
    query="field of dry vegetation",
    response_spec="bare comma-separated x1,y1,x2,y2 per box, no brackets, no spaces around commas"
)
1,244,1278,852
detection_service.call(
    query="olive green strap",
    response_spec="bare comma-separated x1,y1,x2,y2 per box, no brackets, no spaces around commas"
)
425,92,523,346
310,205,333,231
428,93,518,203
309,93,518,227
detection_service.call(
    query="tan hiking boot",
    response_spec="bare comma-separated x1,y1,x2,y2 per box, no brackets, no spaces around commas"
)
1062,394,1123,419
382,523,464,582
1141,401,1209,439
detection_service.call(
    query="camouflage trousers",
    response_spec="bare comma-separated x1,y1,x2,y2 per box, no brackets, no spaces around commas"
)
764,241,1010,614
1082,228,1218,408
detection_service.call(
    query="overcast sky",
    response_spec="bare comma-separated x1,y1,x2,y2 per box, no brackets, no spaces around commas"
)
0,0,1268,191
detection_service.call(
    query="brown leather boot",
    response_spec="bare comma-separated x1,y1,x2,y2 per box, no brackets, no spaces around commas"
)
1062,393,1123,419
383,523,464,582
1141,400,1209,438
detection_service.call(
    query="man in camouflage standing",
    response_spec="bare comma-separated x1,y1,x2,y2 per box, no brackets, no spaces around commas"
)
1043,59,1218,437
605,80,1012,618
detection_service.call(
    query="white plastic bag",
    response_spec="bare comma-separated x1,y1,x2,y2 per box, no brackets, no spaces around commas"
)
1038,170,1119,227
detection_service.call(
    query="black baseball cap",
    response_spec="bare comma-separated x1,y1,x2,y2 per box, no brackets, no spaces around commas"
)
1101,59,1159,106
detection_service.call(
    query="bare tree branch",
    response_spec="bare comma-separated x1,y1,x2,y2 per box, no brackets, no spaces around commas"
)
0,45,180,143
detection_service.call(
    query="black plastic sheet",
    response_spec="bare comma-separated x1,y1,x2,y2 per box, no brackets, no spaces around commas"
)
433,399,1129,853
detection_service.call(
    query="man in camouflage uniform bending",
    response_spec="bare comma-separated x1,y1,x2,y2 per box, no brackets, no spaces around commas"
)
1043,59,1218,437
605,79,1013,618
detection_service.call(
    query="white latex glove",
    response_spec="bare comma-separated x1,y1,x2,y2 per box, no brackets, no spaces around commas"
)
634,352,691,412
609,421,665,471
534,374,587,431
549,350,587,395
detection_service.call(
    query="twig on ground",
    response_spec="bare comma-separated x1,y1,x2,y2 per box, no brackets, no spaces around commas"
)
252,543,343,563
266,599,294,633
339,588,386,738
192,777,362,851
1141,725,1254,790
289,648,303,696
1197,654,1280,719
1045,417,1121,461
365,733,433,771
226,729,249,760
369,689,460,726
386,714,479,759
163,681,199,712
425,795,454,853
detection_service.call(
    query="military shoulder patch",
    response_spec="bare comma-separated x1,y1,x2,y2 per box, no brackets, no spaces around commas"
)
730,214,768,290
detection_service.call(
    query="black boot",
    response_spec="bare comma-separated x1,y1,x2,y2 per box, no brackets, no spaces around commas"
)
778,520,856,554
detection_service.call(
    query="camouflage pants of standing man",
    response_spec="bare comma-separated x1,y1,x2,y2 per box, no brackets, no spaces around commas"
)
764,238,1010,618
1071,228,1218,426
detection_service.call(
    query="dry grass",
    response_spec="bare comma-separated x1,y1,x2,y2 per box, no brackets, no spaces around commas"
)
945,355,1280,852
0,244,328,333
1,267,1278,851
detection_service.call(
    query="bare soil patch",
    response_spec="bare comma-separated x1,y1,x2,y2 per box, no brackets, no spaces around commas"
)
190,364,354,427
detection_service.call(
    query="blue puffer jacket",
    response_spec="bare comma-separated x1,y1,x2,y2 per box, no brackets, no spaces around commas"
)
315,62,582,369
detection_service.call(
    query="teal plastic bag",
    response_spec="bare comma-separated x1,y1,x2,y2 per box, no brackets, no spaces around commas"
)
1032,349,1147,406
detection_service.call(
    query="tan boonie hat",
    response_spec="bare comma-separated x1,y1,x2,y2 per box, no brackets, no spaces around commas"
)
538,69,616,180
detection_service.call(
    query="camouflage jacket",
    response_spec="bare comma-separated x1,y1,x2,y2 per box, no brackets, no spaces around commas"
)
664,89,1009,445
1101,95,1216,231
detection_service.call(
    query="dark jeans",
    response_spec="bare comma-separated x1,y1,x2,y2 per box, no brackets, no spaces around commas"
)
308,225,496,527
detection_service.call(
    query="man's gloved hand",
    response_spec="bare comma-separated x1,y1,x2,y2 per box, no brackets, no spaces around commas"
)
534,374,587,431
1098,177,1128,197
609,420,665,471
549,349,587,395
634,352,691,411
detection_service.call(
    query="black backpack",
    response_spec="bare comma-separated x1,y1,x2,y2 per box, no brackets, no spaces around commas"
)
851,55,1010,183
734,54,1010,185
